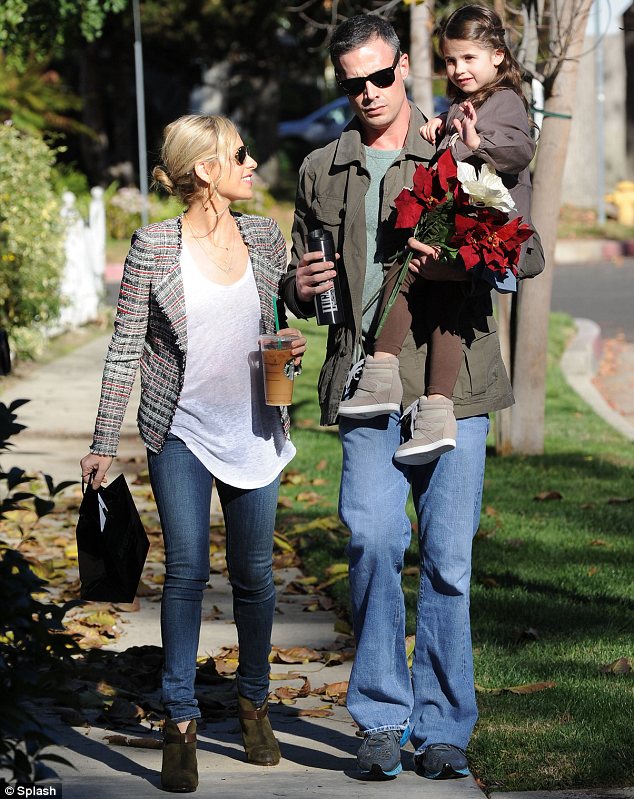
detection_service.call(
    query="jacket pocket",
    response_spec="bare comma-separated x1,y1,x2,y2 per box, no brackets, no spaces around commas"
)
455,331,501,400
312,194,345,228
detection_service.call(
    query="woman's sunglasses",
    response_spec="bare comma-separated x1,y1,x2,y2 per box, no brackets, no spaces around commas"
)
337,51,401,96
235,144,250,165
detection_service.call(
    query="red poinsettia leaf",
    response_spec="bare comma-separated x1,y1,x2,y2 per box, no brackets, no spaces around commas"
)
411,163,435,202
435,149,458,192
458,244,481,270
394,191,423,229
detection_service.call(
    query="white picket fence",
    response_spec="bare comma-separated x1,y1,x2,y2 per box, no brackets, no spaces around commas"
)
56,187,106,331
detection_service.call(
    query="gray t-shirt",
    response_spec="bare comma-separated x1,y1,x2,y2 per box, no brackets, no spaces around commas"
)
362,146,402,338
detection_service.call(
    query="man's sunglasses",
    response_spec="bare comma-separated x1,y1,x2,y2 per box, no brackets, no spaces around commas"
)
235,144,250,165
337,51,401,96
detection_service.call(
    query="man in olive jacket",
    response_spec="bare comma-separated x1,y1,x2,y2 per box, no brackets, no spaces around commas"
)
282,14,536,781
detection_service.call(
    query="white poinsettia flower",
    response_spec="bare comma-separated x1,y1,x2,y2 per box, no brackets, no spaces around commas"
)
457,161,516,213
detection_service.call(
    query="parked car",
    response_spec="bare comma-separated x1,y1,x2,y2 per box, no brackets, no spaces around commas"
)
278,94,451,167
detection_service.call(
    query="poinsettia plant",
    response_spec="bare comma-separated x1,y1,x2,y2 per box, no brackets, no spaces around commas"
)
375,149,533,336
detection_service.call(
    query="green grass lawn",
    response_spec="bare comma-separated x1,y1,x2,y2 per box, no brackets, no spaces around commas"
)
278,314,634,793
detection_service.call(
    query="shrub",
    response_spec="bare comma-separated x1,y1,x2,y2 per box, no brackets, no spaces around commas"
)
0,399,80,781
0,123,65,359
106,176,278,241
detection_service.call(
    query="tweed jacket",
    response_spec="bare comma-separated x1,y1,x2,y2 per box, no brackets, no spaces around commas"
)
90,213,290,456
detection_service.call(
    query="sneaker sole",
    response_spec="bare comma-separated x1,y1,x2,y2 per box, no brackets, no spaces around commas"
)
338,402,401,419
394,438,456,465
421,764,470,780
358,728,410,779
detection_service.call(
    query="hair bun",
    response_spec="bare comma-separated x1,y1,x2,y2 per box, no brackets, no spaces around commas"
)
151,165,175,195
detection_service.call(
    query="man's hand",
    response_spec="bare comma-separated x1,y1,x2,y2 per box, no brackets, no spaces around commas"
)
420,116,446,144
295,250,339,303
453,101,480,151
80,453,114,489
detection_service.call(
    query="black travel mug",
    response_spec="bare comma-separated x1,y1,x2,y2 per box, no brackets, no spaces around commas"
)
307,228,344,326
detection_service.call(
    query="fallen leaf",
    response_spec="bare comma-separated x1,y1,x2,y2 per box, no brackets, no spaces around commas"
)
269,671,306,681
277,496,293,509
296,707,333,717
402,566,419,576
599,657,632,675
606,497,633,505
315,459,328,471
296,491,323,505
589,539,611,547
273,646,322,664
534,491,563,501
281,471,306,486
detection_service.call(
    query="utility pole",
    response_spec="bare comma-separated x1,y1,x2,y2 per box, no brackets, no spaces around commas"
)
133,0,149,226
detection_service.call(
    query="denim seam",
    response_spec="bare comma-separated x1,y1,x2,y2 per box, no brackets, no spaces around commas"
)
363,722,409,735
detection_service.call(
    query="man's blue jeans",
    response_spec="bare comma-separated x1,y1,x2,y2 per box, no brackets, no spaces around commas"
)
339,413,488,752
148,434,279,723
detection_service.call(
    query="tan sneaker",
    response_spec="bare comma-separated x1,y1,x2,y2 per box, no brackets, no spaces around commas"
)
338,354,403,419
394,396,457,465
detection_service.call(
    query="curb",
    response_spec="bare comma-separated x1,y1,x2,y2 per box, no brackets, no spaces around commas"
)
561,317,634,441
555,239,634,264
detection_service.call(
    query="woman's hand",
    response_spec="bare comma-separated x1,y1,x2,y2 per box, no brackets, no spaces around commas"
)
80,453,114,489
420,116,446,143
277,327,306,367
295,250,340,303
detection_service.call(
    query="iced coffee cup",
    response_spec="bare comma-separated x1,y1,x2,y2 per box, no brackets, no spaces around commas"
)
258,335,299,406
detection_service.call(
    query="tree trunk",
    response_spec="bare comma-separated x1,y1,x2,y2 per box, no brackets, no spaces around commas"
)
510,0,593,454
409,0,435,118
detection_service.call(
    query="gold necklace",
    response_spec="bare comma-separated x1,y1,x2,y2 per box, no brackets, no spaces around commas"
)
185,213,236,273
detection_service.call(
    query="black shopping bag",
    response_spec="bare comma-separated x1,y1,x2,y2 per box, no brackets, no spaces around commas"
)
76,474,149,603
0,330,11,376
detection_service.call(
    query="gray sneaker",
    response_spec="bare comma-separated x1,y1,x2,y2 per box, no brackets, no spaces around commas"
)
338,355,402,419
414,743,470,779
394,396,457,465
357,728,410,778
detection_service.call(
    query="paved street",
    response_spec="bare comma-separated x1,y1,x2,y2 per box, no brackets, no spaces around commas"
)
552,257,634,341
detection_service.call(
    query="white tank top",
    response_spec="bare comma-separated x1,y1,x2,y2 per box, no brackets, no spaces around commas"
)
170,243,295,488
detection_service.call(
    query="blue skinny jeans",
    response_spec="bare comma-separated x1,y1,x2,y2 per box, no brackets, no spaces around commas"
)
147,434,279,723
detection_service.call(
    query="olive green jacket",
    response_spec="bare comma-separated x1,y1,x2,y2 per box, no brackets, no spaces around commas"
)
282,103,519,426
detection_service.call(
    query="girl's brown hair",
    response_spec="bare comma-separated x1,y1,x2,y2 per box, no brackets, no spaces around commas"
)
439,4,528,111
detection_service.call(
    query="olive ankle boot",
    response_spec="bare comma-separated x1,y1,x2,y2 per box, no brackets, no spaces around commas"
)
161,718,198,792
237,695,281,766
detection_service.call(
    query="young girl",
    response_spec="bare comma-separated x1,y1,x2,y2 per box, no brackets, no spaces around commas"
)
338,4,536,465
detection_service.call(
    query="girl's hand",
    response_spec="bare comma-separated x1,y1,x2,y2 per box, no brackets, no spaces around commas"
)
80,453,114,489
453,101,480,151
420,116,446,143
277,327,306,367
407,238,440,275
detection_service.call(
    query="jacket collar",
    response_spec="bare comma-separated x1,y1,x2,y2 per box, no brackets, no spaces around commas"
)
332,101,431,168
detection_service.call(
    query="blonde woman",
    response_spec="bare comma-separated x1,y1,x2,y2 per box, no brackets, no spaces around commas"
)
80,115,305,792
